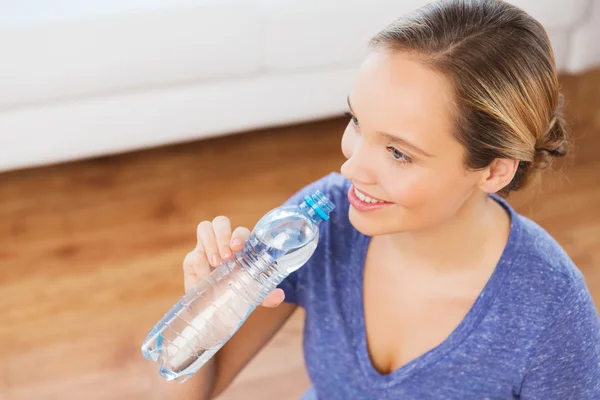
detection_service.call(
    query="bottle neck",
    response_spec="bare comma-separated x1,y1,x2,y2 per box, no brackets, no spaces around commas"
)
299,202,323,225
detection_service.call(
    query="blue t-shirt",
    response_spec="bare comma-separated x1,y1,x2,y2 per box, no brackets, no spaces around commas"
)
277,172,600,400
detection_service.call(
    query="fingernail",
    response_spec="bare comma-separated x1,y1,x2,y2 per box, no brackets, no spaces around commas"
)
231,238,242,247
275,289,285,302
221,248,232,259
212,254,220,265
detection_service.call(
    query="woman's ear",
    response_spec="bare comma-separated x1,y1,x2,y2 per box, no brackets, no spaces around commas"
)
478,158,519,194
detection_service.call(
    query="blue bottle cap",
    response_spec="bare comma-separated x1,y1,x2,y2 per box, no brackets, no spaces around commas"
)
303,190,335,221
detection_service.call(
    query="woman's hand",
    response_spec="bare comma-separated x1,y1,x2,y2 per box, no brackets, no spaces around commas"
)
183,216,285,307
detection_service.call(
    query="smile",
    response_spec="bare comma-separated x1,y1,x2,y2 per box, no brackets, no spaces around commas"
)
353,186,387,204
347,185,393,212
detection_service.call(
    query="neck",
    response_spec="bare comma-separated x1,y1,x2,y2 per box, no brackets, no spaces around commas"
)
382,192,509,274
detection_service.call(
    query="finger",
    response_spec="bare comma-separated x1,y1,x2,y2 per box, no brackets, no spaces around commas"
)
230,226,251,252
261,288,285,308
183,250,206,291
212,216,233,260
184,272,199,292
196,221,221,267
183,249,208,277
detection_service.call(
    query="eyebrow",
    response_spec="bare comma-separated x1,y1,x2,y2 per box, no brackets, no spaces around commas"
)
346,96,433,158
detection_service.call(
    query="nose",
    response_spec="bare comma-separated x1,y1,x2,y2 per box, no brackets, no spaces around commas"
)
340,136,374,185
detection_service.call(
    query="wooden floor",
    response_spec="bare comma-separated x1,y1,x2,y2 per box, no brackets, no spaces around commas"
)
1,69,599,400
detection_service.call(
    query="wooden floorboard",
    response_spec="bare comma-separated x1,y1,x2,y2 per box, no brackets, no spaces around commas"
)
1,69,599,399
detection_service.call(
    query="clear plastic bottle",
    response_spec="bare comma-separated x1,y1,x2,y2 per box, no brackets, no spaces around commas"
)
141,190,335,383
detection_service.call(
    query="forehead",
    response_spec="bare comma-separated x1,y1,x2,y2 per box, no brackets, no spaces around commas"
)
350,49,457,145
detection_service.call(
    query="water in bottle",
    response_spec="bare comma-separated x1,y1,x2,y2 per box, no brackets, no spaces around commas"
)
141,190,335,383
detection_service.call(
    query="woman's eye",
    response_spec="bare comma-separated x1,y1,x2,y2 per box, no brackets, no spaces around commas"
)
344,112,359,127
387,146,411,163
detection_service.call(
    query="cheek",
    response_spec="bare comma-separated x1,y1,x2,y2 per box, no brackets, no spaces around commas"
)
380,168,432,209
383,164,473,210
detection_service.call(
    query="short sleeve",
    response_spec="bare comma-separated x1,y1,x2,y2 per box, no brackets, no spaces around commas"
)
520,275,600,399
276,173,337,306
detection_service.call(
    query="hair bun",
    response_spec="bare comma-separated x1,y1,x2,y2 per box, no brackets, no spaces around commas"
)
533,94,569,170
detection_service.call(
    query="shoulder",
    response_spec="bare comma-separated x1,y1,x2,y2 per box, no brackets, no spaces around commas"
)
512,211,585,295
514,214,600,395
486,198,600,395
494,193,583,293
493,195,593,323
515,212,583,281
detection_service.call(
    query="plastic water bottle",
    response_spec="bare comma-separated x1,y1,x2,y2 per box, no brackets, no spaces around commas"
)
141,190,335,383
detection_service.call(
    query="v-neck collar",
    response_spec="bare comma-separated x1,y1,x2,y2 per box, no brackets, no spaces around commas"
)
350,194,522,391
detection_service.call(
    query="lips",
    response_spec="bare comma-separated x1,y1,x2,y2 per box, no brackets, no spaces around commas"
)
347,184,393,212
352,186,387,204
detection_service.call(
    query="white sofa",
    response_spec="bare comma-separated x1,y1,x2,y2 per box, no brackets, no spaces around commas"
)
1,0,599,173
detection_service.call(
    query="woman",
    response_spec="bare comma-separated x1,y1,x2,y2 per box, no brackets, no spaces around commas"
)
161,0,600,398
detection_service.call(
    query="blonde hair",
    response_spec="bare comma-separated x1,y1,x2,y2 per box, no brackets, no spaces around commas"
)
370,0,569,195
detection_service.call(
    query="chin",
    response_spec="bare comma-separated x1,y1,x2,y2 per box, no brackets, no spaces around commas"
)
348,206,406,237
